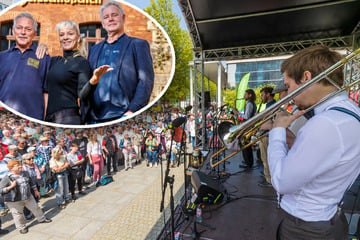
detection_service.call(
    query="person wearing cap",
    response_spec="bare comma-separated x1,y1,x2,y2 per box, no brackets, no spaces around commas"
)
102,128,118,175
36,136,52,163
3,145,21,164
0,160,52,234
36,136,54,195
42,131,56,148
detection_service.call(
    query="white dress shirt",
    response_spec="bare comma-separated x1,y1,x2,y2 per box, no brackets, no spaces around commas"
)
268,92,360,221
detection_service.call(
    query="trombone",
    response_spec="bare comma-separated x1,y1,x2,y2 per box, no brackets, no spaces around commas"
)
210,47,360,168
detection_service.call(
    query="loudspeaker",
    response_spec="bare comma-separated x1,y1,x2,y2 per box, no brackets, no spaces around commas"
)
198,91,210,109
191,170,224,204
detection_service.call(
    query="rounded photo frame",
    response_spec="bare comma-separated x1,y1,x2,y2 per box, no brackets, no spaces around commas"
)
0,0,175,129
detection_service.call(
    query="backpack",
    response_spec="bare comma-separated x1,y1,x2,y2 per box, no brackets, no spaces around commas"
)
96,175,113,187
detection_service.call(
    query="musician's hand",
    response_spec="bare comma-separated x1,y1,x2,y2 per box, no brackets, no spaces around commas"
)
259,120,273,131
273,107,304,129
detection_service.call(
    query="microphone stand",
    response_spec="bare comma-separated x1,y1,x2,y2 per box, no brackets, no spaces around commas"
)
176,119,188,202
211,107,225,179
160,127,176,240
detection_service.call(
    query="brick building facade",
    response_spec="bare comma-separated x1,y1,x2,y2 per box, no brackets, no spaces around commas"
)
0,0,173,103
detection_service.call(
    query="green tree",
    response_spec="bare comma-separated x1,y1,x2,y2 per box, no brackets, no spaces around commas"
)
145,0,193,102
223,87,237,108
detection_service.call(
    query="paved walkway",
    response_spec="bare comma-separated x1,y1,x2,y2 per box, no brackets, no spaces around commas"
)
1,159,185,239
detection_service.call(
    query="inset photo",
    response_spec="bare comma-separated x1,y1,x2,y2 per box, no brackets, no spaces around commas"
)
0,0,175,128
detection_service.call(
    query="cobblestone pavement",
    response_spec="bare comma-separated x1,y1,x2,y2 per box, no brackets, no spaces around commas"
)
0,159,185,240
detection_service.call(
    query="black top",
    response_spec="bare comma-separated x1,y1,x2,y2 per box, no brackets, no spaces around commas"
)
46,50,92,122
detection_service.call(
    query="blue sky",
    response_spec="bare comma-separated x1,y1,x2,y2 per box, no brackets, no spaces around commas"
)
127,0,187,29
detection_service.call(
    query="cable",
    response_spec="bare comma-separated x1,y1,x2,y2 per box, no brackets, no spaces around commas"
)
202,194,277,213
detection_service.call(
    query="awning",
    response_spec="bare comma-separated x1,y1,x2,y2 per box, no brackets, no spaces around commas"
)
178,0,360,60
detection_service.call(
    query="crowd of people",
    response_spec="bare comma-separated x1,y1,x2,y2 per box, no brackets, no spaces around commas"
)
0,106,200,235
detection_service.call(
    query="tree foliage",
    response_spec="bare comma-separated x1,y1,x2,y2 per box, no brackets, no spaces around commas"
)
223,87,237,107
145,0,193,102
223,84,278,110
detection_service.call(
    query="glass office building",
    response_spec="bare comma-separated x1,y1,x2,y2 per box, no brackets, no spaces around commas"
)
231,57,287,89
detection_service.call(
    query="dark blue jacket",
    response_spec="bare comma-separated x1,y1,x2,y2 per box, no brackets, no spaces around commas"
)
87,34,154,122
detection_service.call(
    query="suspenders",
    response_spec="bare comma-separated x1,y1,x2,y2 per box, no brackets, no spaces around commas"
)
329,106,360,122
277,106,360,208
329,106,360,208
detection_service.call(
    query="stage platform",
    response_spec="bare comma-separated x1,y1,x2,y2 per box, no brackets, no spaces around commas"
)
158,149,360,240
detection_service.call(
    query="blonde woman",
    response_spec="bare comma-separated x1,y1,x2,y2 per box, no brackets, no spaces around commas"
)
87,132,104,185
45,20,112,124
49,147,70,209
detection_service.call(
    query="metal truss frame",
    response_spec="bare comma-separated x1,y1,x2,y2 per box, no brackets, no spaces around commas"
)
203,36,355,61
177,0,202,50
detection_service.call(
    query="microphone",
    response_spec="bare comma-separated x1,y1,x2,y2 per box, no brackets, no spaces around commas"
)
185,105,193,112
172,117,186,128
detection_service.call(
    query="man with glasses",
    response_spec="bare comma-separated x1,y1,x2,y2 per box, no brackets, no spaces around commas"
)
22,153,41,220
0,160,51,234
17,138,27,155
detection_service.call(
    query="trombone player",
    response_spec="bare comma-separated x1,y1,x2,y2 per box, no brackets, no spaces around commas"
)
268,46,360,239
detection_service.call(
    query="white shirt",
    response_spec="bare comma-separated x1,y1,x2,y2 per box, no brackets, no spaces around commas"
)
67,152,81,167
96,134,104,144
87,141,102,155
123,129,134,137
114,132,124,146
24,127,36,136
268,92,360,221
